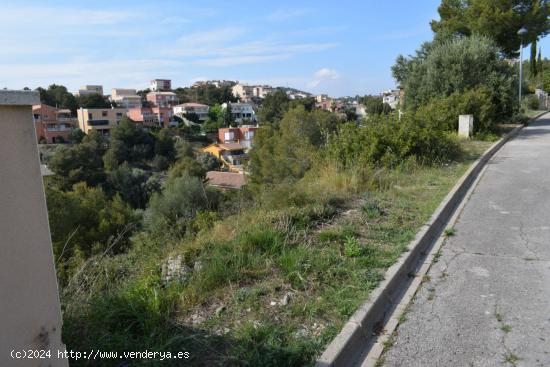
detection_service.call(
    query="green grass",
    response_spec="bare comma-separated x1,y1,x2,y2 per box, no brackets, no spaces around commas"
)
61,139,493,366
525,108,547,118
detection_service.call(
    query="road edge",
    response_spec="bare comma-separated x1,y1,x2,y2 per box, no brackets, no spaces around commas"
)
315,112,547,367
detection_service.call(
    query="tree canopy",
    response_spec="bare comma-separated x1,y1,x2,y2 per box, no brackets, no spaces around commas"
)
431,0,550,58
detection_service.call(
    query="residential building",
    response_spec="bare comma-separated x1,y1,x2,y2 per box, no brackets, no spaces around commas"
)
150,79,172,92
147,91,178,107
75,85,103,96
202,142,247,172
127,107,174,127
173,103,209,122
221,102,256,124
316,99,333,111
33,104,78,143
218,126,259,150
205,171,246,190
381,89,401,109
110,88,142,108
77,107,127,135
232,83,274,102
316,94,329,103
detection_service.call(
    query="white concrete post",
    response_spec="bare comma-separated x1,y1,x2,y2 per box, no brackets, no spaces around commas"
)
458,115,474,138
0,91,67,366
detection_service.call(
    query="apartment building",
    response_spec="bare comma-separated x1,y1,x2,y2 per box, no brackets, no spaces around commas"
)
218,126,258,150
110,88,142,108
173,103,209,122
127,107,174,127
33,104,78,143
77,107,127,135
221,102,256,124
150,79,172,92
146,91,178,107
232,83,274,102
75,85,103,96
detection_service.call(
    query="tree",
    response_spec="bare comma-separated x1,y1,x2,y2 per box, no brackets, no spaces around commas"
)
249,106,339,184
361,95,393,115
394,34,516,118
69,128,86,144
103,117,155,170
108,164,160,209
36,84,79,114
48,131,107,190
222,104,235,127
154,129,176,162
257,89,290,124
530,39,538,77
77,93,111,109
431,0,550,58
46,182,137,283
144,174,220,233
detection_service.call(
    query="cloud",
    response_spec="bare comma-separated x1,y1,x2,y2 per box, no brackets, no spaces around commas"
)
308,68,341,88
267,9,312,22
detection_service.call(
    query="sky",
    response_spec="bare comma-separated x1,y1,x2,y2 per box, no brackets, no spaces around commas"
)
1,0,549,97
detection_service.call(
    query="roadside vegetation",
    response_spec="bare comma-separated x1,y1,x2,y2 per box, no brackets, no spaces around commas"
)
41,1,550,365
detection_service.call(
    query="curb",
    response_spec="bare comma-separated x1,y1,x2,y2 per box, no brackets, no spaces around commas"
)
315,112,548,367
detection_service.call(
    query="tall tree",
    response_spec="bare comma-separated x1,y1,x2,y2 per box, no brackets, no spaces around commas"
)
530,39,538,76
431,0,550,58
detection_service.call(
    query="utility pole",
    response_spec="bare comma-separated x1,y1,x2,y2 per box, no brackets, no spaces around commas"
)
518,27,528,105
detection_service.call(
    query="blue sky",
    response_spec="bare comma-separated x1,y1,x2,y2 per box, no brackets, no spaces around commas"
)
1,0,549,96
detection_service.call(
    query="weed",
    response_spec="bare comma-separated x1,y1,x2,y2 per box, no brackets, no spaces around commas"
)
443,228,455,237
501,324,512,333
504,352,519,365
343,236,362,257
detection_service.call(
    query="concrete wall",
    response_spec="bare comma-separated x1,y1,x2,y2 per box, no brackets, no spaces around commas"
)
0,91,67,366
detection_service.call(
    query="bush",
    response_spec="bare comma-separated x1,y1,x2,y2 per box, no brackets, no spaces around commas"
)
414,87,497,133
144,174,220,233
524,94,540,110
327,116,461,168
511,112,529,125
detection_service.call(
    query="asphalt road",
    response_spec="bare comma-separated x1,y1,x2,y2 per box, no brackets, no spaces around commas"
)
383,113,550,367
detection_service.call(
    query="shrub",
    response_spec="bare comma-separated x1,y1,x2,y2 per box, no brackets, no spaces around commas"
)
414,87,497,133
524,94,540,110
343,236,361,257
327,116,461,168
144,174,220,233
511,112,529,125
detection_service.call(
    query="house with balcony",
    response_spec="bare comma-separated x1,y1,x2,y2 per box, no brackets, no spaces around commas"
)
221,102,256,124
381,89,400,109
146,91,178,107
127,107,174,128
218,126,258,150
202,142,247,172
77,107,127,135
173,103,209,122
33,104,78,143
110,88,142,108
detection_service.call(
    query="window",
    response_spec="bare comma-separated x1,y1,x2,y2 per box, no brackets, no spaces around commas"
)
88,113,92,119
102,111,108,117
224,132,234,141
244,131,254,140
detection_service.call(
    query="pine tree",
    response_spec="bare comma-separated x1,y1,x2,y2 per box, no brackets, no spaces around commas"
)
538,48,543,75
530,40,538,77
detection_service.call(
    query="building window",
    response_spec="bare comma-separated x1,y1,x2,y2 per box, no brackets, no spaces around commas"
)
224,132,234,141
102,111,108,117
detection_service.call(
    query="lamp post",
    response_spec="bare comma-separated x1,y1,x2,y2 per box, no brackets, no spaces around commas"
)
518,27,528,104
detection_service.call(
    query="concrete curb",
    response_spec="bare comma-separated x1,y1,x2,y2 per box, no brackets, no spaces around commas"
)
315,113,548,367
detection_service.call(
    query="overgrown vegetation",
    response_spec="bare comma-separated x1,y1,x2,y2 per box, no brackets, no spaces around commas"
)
44,2,548,365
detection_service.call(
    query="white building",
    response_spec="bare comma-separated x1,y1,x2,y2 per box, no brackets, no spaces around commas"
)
381,89,401,109
110,88,142,108
150,79,172,92
173,103,210,122
232,83,274,102
222,102,256,124
75,85,103,97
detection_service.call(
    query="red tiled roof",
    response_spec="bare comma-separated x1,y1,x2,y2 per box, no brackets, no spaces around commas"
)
206,171,246,189
219,142,245,151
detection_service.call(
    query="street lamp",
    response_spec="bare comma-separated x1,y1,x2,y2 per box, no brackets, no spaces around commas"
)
518,27,528,104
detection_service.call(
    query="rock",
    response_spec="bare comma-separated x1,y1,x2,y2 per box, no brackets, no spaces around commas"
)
161,255,192,284
215,305,226,317
193,261,203,272
294,328,309,338
280,292,293,306
191,313,205,325
270,300,277,306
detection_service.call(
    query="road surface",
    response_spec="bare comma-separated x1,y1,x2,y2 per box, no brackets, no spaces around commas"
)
383,113,550,367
